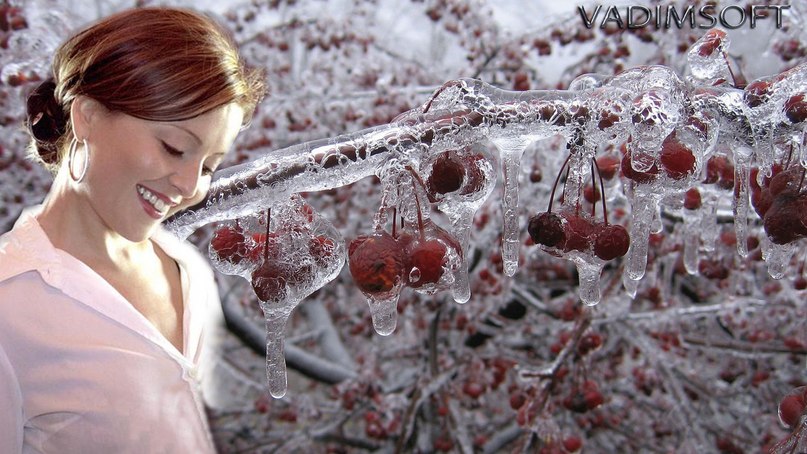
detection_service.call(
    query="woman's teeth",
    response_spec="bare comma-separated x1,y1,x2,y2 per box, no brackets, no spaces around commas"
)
137,185,168,213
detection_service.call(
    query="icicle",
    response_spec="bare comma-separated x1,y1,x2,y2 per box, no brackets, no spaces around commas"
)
623,274,640,299
626,191,656,281
572,254,604,306
699,192,719,252
762,236,796,279
448,206,474,304
262,306,294,399
733,146,753,257
496,138,528,277
650,201,663,234
366,292,401,336
682,208,701,275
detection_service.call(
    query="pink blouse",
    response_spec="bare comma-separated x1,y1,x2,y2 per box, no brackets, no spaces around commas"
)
0,207,222,453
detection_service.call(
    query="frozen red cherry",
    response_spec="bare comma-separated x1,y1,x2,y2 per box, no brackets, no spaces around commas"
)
563,380,604,413
528,212,566,248
683,188,702,210
562,214,595,253
696,29,726,57
427,152,465,196
577,332,603,356
621,149,660,184
406,239,448,288
744,79,773,108
763,195,807,244
251,262,288,303
210,225,249,265
348,231,406,294
595,154,620,181
785,94,807,124
778,387,807,428
593,224,630,261
309,235,336,265
769,166,804,197
659,133,696,180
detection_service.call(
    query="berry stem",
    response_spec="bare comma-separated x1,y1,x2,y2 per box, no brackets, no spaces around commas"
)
405,165,429,240
786,141,794,169
411,177,425,241
264,208,271,261
722,51,745,88
392,207,398,238
590,160,596,218
548,153,572,213
593,157,609,225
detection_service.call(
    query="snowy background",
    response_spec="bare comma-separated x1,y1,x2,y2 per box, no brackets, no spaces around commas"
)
2,0,807,452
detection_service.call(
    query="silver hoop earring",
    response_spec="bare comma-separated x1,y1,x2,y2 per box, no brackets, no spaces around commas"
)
68,137,89,183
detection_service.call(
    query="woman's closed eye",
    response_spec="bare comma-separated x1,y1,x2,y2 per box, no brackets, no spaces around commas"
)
162,141,214,176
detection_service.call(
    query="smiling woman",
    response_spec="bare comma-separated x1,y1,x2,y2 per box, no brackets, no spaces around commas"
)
0,7,264,453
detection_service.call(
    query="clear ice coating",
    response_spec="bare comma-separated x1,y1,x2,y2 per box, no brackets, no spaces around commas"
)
161,29,807,396
208,195,345,398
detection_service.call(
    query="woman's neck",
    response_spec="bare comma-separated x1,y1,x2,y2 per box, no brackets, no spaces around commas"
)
37,171,151,269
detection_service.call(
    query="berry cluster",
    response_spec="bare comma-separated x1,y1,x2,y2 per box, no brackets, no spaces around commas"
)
349,208,462,298
209,199,342,304
562,379,605,414
750,161,807,245
528,150,630,263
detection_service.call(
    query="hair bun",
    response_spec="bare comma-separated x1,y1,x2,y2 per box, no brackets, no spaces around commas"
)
26,79,67,163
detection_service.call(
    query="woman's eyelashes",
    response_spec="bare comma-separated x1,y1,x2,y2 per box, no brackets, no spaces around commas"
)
161,140,214,176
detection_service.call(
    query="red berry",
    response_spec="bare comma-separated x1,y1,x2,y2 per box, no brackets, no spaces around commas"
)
750,168,774,217
406,239,448,288
462,380,485,399
583,185,600,203
621,150,659,184
562,214,595,253
428,152,465,196
744,79,773,108
659,133,696,180
528,212,566,248
597,109,620,130
251,262,288,302
562,436,583,453
696,29,726,57
509,391,526,410
704,155,732,186
785,94,807,123
769,166,804,197
779,390,807,428
210,226,248,264
684,188,702,210
763,195,807,244
593,224,630,261
348,231,406,294
578,332,603,355
595,154,620,181
433,436,454,452
309,235,336,265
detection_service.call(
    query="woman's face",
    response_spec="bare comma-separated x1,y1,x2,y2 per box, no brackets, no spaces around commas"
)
78,101,244,242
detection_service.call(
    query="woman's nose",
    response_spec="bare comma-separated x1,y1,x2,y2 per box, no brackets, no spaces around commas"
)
169,161,200,200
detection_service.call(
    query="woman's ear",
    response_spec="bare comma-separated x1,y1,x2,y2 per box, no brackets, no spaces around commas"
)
69,96,105,140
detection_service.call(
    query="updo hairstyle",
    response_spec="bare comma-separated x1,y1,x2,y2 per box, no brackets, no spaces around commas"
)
25,7,266,174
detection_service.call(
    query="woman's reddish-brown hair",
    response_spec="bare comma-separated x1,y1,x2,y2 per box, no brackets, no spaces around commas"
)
26,7,266,173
